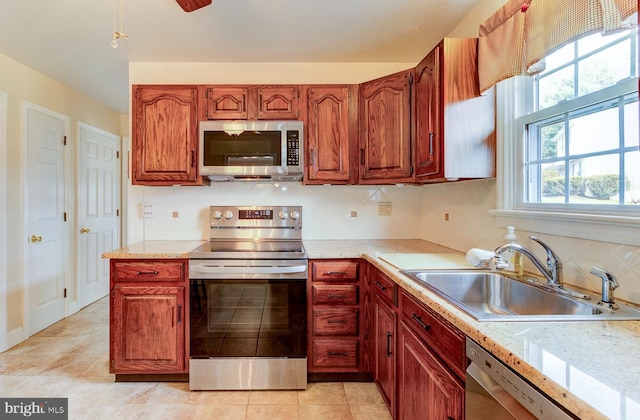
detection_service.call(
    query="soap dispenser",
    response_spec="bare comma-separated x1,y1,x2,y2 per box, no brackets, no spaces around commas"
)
502,226,523,275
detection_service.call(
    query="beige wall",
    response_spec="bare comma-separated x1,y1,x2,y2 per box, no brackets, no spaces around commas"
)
0,52,122,346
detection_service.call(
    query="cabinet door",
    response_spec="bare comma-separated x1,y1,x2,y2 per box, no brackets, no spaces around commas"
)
132,85,201,185
111,286,186,374
374,295,396,416
258,86,300,119
205,87,249,119
415,46,443,179
359,70,413,183
397,321,464,420
305,86,353,184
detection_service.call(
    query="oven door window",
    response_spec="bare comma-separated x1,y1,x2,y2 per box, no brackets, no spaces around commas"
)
202,131,282,167
190,279,306,358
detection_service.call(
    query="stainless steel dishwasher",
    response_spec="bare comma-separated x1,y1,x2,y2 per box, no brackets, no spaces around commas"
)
465,338,576,419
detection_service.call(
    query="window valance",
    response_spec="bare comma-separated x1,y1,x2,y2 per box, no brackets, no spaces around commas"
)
478,0,638,93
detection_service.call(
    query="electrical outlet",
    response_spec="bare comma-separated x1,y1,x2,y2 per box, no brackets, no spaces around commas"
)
142,201,155,218
378,202,392,216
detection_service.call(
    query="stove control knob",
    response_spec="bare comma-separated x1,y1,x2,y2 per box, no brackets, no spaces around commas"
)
212,210,222,220
278,210,289,220
290,210,300,220
224,211,233,220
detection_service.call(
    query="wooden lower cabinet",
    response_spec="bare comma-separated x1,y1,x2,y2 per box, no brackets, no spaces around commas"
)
397,321,464,420
111,286,186,373
374,294,396,415
308,259,365,375
369,267,466,419
110,259,188,376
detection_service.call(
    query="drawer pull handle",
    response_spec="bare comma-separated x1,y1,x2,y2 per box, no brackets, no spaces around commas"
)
327,319,347,324
327,294,347,299
374,281,387,291
327,351,348,357
137,270,159,276
325,271,347,275
411,314,431,331
177,304,182,324
386,331,393,357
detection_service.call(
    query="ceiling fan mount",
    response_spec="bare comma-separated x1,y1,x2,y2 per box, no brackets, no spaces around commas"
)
175,0,212,12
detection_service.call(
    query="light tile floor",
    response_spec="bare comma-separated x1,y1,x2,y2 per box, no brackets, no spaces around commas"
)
0,297,392,420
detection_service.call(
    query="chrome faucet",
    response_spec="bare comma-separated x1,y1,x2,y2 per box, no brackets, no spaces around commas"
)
495,236,563,287
590,266,619,309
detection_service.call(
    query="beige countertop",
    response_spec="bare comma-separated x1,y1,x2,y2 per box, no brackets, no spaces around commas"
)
101,240,207,259
104,239,640,419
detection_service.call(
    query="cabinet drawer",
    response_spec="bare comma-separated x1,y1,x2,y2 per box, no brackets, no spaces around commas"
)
311,260,359,282
312,285,359,305
112,260,186,282
400,291,466,378
371,270,398,306
312,308,359,336
311,339,359,369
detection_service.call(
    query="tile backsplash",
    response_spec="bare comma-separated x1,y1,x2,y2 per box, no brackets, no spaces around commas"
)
130,179,640,304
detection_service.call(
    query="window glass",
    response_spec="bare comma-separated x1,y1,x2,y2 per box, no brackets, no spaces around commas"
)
537,66,574,109
540,121,564,159
543,43,575,73
624,100,639,148
568,104,619,155
578,40,631,97
625,152,640,204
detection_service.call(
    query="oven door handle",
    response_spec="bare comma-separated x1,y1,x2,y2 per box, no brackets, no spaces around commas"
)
190,264,308,275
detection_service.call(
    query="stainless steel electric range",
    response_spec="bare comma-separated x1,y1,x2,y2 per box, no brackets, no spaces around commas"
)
188,205,307,390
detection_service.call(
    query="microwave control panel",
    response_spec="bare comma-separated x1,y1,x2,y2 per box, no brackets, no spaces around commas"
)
286,131,300,166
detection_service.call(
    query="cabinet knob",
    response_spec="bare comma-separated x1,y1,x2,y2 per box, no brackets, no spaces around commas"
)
30,235,42,243
80,227,91,234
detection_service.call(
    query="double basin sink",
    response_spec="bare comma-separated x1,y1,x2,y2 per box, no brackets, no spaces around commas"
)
400,270,640,321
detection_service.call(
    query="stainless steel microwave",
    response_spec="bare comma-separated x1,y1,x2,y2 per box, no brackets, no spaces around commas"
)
199,120,303,181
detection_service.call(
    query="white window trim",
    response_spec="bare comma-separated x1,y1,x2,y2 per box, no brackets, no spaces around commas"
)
490,76,640,247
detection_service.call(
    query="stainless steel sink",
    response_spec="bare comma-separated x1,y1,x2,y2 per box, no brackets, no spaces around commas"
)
400,270,640,321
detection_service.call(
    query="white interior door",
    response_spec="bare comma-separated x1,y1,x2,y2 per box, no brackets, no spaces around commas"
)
77,123,120,308
26,105,67,335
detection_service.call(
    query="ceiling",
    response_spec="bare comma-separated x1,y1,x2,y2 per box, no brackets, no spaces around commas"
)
0,0,480,114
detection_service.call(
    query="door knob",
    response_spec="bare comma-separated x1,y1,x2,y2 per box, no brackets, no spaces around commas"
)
30,235,42,243
80,227,91,234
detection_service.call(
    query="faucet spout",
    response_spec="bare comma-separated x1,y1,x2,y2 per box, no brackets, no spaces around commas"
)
495,236,563,287
590,266,619,309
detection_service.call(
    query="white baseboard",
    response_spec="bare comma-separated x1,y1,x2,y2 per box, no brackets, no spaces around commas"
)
5,326,26,351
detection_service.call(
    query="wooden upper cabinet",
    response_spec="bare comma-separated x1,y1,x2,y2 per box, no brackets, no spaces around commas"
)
359,70,414,184
414,46,442,179
204,85,300,120
303,85,355,185
415,38,495,182
132,85,204,185
205,87,249,119
258,86,300,119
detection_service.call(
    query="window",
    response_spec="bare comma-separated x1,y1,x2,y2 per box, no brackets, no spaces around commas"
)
492,28,640,246
523,30,638,211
